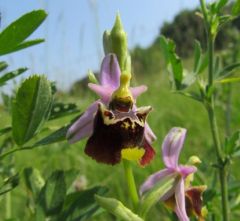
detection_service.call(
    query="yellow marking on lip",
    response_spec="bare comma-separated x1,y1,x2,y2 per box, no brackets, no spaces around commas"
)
123,121,130,129
121,147,145,161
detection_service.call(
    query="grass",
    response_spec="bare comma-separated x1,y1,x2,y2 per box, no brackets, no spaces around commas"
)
0,66,240,220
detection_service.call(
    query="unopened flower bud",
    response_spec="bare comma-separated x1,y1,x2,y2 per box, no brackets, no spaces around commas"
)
187,156,202,165
103,13,129,72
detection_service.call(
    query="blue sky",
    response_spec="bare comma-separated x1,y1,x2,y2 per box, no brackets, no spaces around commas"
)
0,0,208,90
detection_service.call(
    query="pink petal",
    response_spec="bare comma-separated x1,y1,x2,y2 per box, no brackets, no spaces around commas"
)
88,83,113,103
130,85,147,99
175,178,190,221
100,54,120,89
179,165,197,178
140,168,173,195
68,123,93,144
162,127,187,169
144,122,157,144
66,101,98,143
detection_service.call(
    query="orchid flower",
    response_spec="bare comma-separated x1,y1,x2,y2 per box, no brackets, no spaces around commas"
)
140,127,206,221
67,53,156,166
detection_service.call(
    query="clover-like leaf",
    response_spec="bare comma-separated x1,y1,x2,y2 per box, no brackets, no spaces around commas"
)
0,67,27,86
38,170,66,216
0,10,47,56
12,75,52,146
49,102,80,121
0,61,8,72
23,167,45,200
56,186,108,221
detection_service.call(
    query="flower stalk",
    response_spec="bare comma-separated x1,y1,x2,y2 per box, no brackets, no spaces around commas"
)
199,1,230,220
123,160,139,210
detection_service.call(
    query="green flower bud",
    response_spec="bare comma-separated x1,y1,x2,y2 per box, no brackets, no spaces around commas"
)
103,13,130,73
187,155,202,165
103,30,112,55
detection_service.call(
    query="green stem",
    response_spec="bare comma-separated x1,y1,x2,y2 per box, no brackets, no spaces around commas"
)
207,73,230,221
123,160,139,210
0,146,34,160
206,44,230,221
225,84,232,137
205,17,230,221
208,34,214,86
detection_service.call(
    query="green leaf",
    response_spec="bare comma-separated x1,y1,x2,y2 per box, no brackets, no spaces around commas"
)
217,77,240,84
0,127,12,136
12,75,52,146
49,102,80,121
214,56,221,77
0,174,19,195
176,91,203,102
232,0,240,16
57,186,108,221
160,36,183,90
33,115,81,148
0,10,47,56
198,53,209,74
38,170,66,216
193,40,202,74
34,124,69,147
0,68,27,86
139,173,177,218
95,195,143,221
224,131,240,156
218,15,233,27
0,61,8,72
216,62,240,79
23,167,45,200
64,169,80,191
203,189,217,204
4,39,45,55
216,0,228,12
35,205,46,221
229,180,240,194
